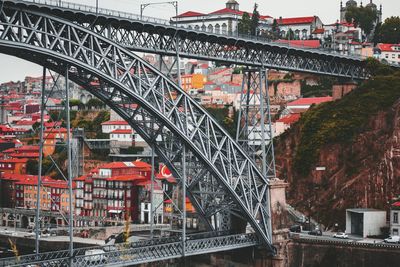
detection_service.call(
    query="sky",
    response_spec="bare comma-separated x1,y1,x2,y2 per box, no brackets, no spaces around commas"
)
0,0,399,83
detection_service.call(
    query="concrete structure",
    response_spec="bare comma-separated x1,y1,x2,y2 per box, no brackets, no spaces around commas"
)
390,201,400,236
346,208,387,237
332,82,358,100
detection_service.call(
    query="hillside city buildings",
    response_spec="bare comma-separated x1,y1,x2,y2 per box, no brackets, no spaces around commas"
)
0,0,398,235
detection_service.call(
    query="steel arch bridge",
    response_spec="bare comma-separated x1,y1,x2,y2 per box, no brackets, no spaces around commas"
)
0,1,274,260
2,0,373,79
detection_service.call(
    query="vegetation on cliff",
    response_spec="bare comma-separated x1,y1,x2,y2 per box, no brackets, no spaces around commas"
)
289,61,400,177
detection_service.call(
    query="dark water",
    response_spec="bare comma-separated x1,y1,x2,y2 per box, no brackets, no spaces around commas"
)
0,246,33,258
0,246,15,258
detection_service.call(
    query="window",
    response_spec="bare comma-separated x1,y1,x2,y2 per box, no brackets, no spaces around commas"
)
215,24,220,34
221,23,227,35
394,212,399,224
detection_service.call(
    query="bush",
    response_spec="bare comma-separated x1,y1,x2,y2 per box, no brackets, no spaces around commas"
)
293,71,400,176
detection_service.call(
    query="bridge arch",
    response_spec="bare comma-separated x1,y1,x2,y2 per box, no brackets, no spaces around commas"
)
0,6,274,251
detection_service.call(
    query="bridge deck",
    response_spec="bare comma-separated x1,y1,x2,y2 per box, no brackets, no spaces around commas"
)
3,0,365,60
0,233,259,266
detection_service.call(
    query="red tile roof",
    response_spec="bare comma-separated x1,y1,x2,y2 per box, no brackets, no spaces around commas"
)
99,161,151,170
288,97,333,106
0,158,28,163
378,43,400,52
312,28,325,34
276,114,301,125
111,129,132,134
107,175,147,182
15,120,35,126
392,201,400,207
210,7,242,16
101,120,129,126
175,11,205,18
277,16,316,25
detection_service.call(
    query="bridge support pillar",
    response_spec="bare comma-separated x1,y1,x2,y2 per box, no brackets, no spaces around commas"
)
269,178,290,267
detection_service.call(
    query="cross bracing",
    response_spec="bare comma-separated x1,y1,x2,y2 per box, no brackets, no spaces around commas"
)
0,4,275,255
0,232,259,266
1,0,378,79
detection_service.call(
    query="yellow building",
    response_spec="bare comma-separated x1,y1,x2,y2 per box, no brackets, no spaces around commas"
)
181,74,206,91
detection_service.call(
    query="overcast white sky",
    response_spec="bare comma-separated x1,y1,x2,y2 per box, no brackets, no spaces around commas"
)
0,0,399,83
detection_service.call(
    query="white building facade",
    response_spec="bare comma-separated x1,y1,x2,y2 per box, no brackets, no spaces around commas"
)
171,0,273,35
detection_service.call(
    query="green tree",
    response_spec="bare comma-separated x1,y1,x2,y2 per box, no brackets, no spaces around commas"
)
374,17,400,44
238,12,251,35
345,6,377,37
365,58,395,76
26,159,39,175
250,4,260,36
86,98,104,109
285,29,294,40
271,19,280,40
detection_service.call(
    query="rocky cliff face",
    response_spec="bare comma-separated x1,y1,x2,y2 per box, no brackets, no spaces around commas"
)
275,81,400,229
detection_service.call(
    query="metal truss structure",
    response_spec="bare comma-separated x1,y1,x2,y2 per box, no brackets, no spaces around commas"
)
2,0,374,79
236,69,276,179
0,233,258,267
0,4,274,259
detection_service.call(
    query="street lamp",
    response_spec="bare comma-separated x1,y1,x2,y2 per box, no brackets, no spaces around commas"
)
140,1,178,23
140,1,181,87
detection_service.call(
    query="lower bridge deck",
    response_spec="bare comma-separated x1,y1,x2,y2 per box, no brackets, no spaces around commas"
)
1,233,259,266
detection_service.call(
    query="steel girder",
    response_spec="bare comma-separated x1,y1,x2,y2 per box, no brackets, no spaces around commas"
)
236,69,276,180
2,0,370,79
0,7,274,251
1,233,258,266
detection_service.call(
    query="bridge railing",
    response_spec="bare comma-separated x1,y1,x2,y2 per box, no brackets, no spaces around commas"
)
8,0,375,62
0,233,258,266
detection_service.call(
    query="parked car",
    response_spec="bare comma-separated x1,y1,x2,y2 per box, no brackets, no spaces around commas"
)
84,249,107,264
384,236,400,243
289,225,301,233
308,229,322,236
333,232,348,239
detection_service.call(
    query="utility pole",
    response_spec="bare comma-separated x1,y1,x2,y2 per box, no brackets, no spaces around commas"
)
35,66,47,256
65,66,74,263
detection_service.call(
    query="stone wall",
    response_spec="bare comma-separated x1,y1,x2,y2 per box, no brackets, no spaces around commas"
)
288,238,400,267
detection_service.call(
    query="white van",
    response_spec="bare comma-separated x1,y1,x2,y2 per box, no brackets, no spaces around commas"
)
384,236,400,243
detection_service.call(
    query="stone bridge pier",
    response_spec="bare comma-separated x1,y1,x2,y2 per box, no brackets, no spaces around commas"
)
269,178,290,267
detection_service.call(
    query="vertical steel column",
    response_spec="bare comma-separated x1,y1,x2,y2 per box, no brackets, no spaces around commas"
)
259,68,267,177
150,144,155,239
35,66,46,255
181,145,186,257
174,3,182,88
235,71,247,143
264,69,276,177
263,68,275,240
65,66,74,261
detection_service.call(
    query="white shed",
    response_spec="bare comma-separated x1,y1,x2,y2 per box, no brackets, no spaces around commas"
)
346,208,387,238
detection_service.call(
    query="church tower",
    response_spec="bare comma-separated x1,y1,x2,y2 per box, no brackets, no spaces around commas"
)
340,0,358,23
